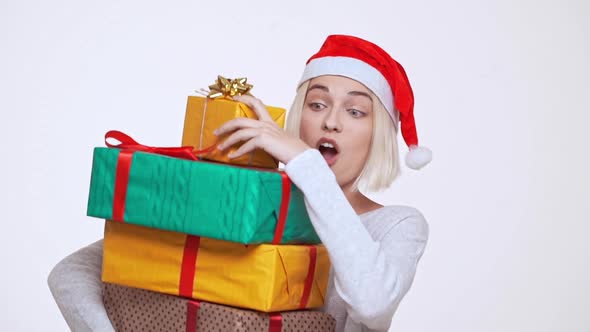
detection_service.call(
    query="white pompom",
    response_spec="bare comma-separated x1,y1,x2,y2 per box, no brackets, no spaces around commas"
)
405,146,432,170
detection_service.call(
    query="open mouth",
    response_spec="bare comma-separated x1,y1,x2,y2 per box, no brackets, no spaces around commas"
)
317,138,340,166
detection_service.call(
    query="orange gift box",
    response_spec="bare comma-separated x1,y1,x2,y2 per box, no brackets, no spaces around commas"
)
102,221,330,312
181,96,286,168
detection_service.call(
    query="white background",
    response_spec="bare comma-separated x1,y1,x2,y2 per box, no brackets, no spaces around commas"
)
1,0,589,331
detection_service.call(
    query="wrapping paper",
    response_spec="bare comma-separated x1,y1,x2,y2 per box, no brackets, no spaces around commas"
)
182,96,286,168
87,146,320,244
102,221,330,312
103,282,336,332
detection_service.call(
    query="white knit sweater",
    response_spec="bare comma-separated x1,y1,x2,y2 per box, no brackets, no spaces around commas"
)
48,149,428,332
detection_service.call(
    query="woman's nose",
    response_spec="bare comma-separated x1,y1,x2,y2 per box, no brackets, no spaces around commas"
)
322,109,343,133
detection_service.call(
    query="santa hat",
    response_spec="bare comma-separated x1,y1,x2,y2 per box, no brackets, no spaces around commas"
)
298,35,432,170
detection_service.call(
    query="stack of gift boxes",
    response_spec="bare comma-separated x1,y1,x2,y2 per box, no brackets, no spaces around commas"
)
85,77,335,331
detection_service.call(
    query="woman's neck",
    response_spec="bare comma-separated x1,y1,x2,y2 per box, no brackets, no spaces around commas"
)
341,184,383,215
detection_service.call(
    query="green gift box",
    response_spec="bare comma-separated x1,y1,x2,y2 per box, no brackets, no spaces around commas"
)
86,143,320,244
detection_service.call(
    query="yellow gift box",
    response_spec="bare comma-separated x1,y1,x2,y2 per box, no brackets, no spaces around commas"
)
182,96,286,168
102,221,330,312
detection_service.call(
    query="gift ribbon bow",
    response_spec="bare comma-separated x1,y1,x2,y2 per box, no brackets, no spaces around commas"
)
207,75,253,98
106,130,217,157
105,130,213,222
105,130,199,160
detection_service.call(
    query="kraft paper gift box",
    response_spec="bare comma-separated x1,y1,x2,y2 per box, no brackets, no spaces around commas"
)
102,221,330,313
87,132,320,244
182,95,286,169
102,282,336,332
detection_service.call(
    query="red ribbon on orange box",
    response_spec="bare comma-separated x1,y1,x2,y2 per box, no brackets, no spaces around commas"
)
105,130,291,244
299,245,318,309
179,235,202,298
179,235,317,310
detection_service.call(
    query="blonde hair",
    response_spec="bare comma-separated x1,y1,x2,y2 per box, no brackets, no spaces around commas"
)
286,80,400,192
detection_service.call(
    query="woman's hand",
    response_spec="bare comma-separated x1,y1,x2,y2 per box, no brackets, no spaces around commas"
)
214,95,311,164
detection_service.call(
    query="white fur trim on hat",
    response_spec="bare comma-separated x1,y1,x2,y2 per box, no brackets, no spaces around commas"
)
405,145,432,170
298,56,398,124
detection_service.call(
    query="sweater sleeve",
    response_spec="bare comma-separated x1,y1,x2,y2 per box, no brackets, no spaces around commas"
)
47,240,115,332
285,149,429,331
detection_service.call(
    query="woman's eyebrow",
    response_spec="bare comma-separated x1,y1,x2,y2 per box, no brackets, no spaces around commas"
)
307,84,329,93
348,91,373,101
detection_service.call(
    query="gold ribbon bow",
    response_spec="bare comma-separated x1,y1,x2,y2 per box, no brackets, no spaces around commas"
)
208,75,253,98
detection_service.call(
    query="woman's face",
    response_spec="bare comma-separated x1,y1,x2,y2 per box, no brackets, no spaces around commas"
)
300,75,374,188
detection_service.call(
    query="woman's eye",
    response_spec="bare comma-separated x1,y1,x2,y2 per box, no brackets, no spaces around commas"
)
348,109,366,118
309,103,325,111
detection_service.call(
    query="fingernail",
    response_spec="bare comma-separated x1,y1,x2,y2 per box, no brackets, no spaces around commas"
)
217,144,223,150
227,152,234,158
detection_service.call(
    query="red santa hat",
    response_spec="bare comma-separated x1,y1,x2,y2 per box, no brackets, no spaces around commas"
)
298,35,432,170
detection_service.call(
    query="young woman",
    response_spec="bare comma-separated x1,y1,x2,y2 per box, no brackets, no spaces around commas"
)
48,34,432,332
